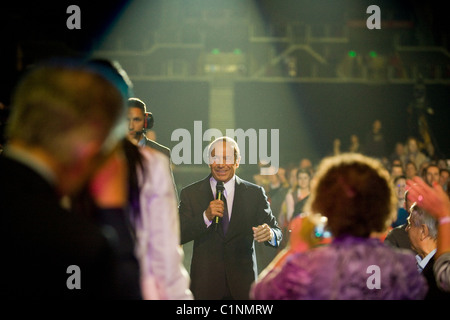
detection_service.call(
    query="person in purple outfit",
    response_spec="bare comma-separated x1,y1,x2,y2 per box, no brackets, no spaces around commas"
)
251,153,428,300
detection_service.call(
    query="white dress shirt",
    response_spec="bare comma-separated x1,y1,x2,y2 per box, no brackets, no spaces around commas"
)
203,175,276,245
416,249,437,273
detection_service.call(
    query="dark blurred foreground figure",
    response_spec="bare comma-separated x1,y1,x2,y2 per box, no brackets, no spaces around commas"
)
86,60,191,299
251,153,427,300
0,60,141,299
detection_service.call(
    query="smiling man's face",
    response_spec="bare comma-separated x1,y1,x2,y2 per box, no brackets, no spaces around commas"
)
209,141,239,183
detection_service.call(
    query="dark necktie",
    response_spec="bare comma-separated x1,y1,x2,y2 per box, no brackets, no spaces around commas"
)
222,194,229,234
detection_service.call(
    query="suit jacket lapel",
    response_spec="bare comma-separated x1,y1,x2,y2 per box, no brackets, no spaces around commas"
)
201,174,215,202
225,176,245,239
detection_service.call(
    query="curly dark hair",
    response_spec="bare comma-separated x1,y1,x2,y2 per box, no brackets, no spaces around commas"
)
304,153,397,238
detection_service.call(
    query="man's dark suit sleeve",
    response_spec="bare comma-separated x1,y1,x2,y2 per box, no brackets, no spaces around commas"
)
178,187,209,245
256,185,282,247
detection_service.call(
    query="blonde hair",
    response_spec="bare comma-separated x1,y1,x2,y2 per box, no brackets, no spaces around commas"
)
7,62,125,165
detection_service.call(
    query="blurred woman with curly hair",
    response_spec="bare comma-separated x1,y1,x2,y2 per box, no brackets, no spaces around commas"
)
251,153,428,300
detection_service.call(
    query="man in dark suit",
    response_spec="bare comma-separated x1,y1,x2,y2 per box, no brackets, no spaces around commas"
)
178,137,282,300
0,60,141,299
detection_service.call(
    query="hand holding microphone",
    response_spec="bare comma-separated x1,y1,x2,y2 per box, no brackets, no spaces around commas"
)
215,182,225,230
205,181,225,229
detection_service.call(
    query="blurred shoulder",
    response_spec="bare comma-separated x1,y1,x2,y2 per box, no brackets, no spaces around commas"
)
140,145,170,169
143,137,170,158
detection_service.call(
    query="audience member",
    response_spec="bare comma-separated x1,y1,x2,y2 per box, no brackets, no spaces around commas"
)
440,168,449,190
332,138,341,156
284,169,312,222
437,159,448,170
299,158,313,171
405,160,418,179
255,166,289,274
390,164,404,181
178,137,282,300
287,166,299,191
424,142,439,163
277,165,299,248
265,167,290,225
348,134,363,153
402,137,428,171
364,119,387,160
407,176,450,292
251,153,427,300
425,164,440,186
406,204,450,299
391,175,408,227
299,157,315,178
407,203,437,273
391,158,403,167
385,189,415,253
389,142,405,164
0,59,141,299
419,160,430,180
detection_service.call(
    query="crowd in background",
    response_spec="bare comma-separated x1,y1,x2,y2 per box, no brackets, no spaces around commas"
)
1,57,449,300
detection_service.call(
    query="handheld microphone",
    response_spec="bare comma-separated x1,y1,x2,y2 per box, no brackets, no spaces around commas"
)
215,181,225,230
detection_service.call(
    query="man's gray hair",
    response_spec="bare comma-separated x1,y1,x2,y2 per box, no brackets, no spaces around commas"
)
410,204,438,240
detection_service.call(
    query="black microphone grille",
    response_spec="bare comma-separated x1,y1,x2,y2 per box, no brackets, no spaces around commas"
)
216,181,225,191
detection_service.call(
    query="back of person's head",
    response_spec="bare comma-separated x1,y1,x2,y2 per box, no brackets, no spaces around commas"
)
88,58,133,98
6,59,128,165
305,153,396,238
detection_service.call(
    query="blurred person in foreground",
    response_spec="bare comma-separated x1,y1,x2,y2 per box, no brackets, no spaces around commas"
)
123,101,192,299
0,59,141,299
251,153,427,300
123,136,192,299
85,61,191,299
407,176,450,293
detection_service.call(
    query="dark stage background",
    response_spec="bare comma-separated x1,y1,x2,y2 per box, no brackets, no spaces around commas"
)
1,0,449,190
